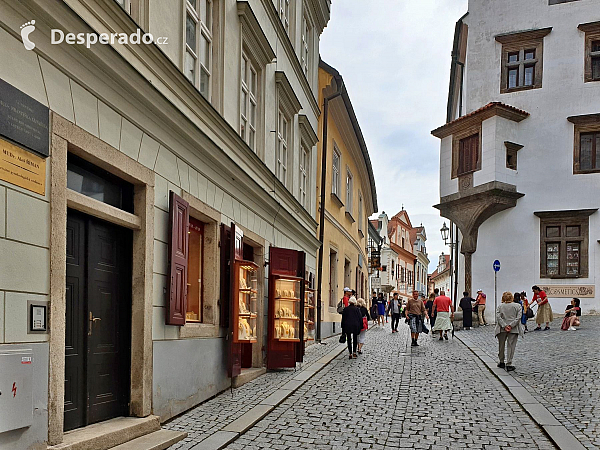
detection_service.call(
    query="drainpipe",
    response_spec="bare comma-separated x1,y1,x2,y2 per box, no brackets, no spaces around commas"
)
316,75,344,343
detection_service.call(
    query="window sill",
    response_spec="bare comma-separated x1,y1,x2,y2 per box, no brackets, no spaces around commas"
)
358,229,364,239
574,168,600,174
345,211,355,223
331,192,344,207
180,321,224,338
540,275,587,280
500,85,541,94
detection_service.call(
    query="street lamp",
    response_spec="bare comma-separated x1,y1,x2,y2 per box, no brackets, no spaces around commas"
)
440,222,450,245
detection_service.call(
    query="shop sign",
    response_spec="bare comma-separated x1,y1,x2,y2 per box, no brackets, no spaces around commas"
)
539,285,595,298
371,277,381,290
0,138,46,195
0,78,49,157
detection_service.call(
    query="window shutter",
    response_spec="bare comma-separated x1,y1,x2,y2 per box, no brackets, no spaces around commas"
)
166,191,189,325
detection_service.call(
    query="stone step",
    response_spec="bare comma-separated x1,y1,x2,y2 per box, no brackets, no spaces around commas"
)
110,430,187,450
48,416,161,450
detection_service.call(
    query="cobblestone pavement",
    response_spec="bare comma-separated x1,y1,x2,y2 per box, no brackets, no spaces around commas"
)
457,316,600,450
164,334,343,448
221,322,555,450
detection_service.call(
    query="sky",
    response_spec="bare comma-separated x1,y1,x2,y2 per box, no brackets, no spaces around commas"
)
319,0,469,273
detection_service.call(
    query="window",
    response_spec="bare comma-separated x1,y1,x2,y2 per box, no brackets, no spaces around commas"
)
277,109,289,186
299,142,309,209
505,141,523,170
278,0,290,34
346,169,353,212
496,28,550,93
329,249,337,307
240,49,258,150
536,210,593,278
186,217,205,322
332,146,341,197
458,133,479,176
569,114,600,174
579,22,600,83
301,11,311,78
358,193,363,234
185,0,212,99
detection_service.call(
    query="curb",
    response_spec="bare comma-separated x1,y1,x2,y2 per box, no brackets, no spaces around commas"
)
454,333,585,450
188,339,349,450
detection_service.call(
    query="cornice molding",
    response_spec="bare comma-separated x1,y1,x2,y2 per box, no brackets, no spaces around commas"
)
494,27,552,44
567,113,600,125
578,21,600,33
305,0,330,32
275,71,302,117
259,0,320,117
237,1,276,66
298,114,318,146
534,209,598,219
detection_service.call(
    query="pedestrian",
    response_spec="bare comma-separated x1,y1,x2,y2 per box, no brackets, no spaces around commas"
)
406,290,428,346
425,293,436,331
474,289,487,326
377,293,386,326
388,293,402,333
513,292,528,333
370,300,379,326
532,285,553,331
521,291,530,332
338,287,352,312
459,291,474,330
357,298,370,353
341,296,362,359
432,290,454,341
495,291,523,372
561,298,581,331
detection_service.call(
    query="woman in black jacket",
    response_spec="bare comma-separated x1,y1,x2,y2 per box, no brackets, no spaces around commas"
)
341,297,363,359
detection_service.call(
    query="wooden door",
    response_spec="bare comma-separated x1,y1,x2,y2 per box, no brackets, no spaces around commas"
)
64,210,131,431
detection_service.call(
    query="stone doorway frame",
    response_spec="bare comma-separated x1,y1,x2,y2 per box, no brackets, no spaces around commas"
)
47,114,155,445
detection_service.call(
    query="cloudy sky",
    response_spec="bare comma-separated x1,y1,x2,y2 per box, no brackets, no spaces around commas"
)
320,0,468,272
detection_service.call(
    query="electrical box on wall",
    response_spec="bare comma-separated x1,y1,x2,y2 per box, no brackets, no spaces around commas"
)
0,348,33,433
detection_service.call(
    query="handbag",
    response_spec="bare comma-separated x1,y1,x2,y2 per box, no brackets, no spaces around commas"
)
526,307,534,319
362,316,368,330
422,321,429,334
339,333,346,343
337,299,345,314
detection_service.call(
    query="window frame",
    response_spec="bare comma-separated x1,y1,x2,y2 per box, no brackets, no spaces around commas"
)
184,0,213,99
537,212,591,279
276,108,290,187
299,140,309,210
451,123,482,179
300,8,312,80
580,22,600,83
240,48,259,151
332,144,341,197
570,115,600,174
345,168,353,216
358,192,363,236
186,217,205,323
278,0,290,34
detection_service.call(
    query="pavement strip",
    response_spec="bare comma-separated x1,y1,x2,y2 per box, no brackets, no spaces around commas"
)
455,332,586,450
180,338,349,450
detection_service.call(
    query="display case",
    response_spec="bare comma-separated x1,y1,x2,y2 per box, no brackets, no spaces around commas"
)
233,260,259,343
304,283,315,341
273,275,301,342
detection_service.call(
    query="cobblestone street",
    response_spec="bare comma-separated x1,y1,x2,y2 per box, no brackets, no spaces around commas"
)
457,316,600,450
167,321,559,449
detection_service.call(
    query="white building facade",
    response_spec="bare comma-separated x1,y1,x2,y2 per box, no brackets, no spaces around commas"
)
0,0,330,448
411,226,430,297
433,0,600,322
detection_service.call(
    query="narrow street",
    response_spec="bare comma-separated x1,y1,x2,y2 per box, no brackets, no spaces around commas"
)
167,322,557,450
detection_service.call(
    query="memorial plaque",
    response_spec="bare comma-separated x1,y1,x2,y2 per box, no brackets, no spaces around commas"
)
0,78,49,157
0,138,46,195
539,285,595,298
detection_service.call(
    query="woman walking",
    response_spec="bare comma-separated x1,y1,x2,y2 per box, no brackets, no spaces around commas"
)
377,293,386,326
425,293,436,330
357,298,370,354
495,292,524,372
341,297,363,359
406,290,428,346
432,290,454,341
459,291,474,330
532,285,553,331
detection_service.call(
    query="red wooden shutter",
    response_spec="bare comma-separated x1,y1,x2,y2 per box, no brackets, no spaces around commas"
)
166,191,189,325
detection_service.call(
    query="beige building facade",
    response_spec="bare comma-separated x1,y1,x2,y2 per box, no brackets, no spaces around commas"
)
0,0,330,448
316,61,377,338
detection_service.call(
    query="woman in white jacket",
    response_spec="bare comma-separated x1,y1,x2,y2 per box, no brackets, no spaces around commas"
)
495,292,524,372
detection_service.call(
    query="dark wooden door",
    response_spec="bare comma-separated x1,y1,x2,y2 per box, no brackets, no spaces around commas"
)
64,210,132,431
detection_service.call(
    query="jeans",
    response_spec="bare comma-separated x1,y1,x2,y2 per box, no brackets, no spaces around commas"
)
346,332,358,354
497,332,518,365
391,313,400,331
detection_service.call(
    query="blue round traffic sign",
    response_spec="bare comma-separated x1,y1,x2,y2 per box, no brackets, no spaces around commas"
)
493,260,501,272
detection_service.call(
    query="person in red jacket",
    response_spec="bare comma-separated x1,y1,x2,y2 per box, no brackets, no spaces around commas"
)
532,285,553,331
474,289,487,326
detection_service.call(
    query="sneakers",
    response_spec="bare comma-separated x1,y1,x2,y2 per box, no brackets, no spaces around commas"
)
497,362,505,368
568,326,577,331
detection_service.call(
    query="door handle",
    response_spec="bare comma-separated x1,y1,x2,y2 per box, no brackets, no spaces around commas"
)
89,311,101,335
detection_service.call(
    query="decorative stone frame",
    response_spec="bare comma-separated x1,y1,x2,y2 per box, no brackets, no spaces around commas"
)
568,113,600,174
578,21,600,83
179,191,222,338
451,123,482,179
48,115,154,444
496,28,552,94
535,209,596,279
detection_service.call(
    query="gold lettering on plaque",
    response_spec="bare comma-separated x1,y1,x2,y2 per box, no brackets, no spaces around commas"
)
0,138,46,195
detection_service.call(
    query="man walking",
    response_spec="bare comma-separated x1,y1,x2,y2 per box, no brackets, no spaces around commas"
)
475,289,487,326
459,291,474,330
389,293,402,333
